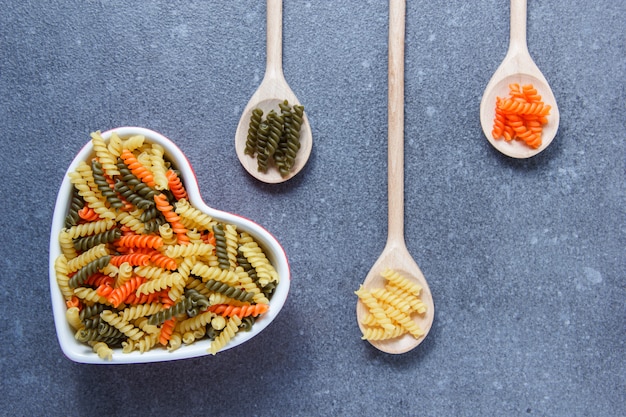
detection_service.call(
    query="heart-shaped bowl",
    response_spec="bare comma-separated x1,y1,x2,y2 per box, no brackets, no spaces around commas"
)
49,126,290,364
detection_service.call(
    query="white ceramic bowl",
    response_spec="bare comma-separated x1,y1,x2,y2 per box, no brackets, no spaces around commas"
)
49,127,290,364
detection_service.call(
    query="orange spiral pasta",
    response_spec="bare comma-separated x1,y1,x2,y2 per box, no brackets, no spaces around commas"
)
149,251,178,270
207,303,269,318
159,318,176,346
110,253,151,267
107,276,146,308
96,283,114,297
120,148,156,187
117,234,164,250
166,169,187,201
123,289,164,305
491,83,551,149
78,206,101,222
154,193,189,245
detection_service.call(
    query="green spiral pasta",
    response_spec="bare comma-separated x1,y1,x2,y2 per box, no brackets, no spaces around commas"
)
279,103,304,175
265,110,283,160
73,228,121,252
68,255,111,288
243,100,305,176
239,316,256,332
65,186,85,227
255,122,271,173
82,315,102,330
91,159,125,209
212,224,230,270
148,296,194,325
116,158,158,201
245,108,264,156
237,248,258,284
184,288,210,316
203,279,254,303
80,303,106,321
114,180,154,211
98,322,127,339
76,328,124,346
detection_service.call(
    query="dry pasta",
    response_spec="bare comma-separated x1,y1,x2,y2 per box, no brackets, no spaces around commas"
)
55,131,280,359
355,268,428,342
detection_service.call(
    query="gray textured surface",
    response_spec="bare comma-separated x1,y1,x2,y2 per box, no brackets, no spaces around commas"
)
1,0,624,416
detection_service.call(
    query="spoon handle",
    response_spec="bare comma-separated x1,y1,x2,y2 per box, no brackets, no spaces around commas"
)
387,0,406,245
509,0,530,56
266,0,284,78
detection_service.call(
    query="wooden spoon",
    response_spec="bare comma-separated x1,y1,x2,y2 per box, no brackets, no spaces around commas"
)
480,0,560,159
235,0,312,183
356,0,434,354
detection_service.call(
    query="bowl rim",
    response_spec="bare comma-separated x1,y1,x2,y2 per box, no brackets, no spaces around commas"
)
49,126,290,364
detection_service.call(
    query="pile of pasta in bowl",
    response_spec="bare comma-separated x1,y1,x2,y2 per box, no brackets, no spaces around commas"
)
49,127,290,364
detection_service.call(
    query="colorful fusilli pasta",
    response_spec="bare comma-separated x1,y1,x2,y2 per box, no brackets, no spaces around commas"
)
55,131,280,359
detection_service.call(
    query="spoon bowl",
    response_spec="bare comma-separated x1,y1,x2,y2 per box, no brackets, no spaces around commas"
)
356,0,434,355
235,0,312,183
480,0,560,159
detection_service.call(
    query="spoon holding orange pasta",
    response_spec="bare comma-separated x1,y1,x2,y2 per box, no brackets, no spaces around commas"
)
480,0,560,158
235,0,312,183
356,0,434,355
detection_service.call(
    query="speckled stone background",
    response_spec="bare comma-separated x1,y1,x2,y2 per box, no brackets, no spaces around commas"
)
1,1,624,416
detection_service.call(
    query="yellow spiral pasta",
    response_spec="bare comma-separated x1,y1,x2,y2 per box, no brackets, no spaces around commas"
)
134,265,170,281
186,228,203,244
58,229,78,260
73,287,109,305
121,134,145,151
224,224,239,270
381,268,422,297
149,143,169,190
355,286,395,332
67,244,109,274
115,210,145,234
91,131,120,176
158,223,178,246
360,325,405,341
118,303,165,322
234,267,269,305
209,315,242,355
107,132,124,158
182,327,207,345
369,287,411,314
385,283,427,314
91,341,113,360
55,254,73,300
174,198,215,230
69,162,116,220
65,307,83,330
115,261,134,287
165,242,214,259
167,332,183,352
190,262,239,285
65,219,116,239
239,242,279,287
136,271,185,296
383,305,424,338
176,310,216,334
100,310,145,341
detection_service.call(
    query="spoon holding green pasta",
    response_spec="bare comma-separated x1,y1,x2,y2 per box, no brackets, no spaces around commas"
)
356,0,434,354
235,0,312,183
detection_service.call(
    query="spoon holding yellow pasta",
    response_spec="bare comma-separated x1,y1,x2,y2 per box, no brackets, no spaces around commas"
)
235,0,312,183
356,0,434,354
